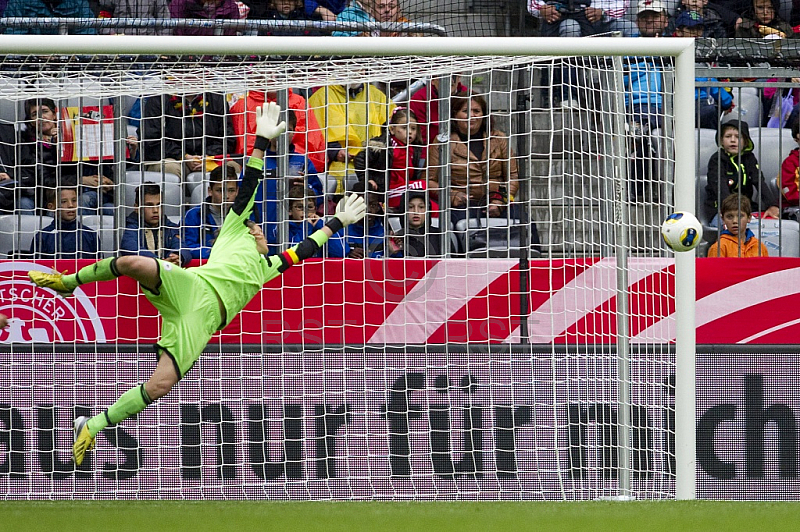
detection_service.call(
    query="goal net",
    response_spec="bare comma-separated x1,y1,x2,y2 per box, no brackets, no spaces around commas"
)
0,36,696,501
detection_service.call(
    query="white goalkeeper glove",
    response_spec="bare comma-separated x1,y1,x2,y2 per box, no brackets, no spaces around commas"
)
255,102,287,141
334,194,367,227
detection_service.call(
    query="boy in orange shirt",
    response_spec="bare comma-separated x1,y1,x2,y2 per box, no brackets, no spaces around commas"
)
707,194,768,257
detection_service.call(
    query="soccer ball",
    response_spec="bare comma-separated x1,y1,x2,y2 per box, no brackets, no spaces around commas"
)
661,211,703,252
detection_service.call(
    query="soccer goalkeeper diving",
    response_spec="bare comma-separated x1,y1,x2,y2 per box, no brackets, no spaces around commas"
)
28,102,367,466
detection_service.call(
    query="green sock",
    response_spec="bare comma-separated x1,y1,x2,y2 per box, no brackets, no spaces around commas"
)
86,384,152,437
64,257,120,291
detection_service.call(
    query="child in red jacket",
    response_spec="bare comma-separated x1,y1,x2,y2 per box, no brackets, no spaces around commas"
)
780,120,800,207
353,107,428,213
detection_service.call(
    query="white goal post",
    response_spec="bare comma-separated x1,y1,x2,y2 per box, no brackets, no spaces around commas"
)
0,35,696,501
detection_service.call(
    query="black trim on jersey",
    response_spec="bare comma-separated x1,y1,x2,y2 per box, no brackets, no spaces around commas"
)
138,257,162,296
293,237,321,262
325,217,344,235
154,343,184,380
109,257,121,277
276,253,292,274
233,165,276,219
140,384,153,405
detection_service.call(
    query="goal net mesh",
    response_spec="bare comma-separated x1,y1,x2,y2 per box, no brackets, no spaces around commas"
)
0,48,680,500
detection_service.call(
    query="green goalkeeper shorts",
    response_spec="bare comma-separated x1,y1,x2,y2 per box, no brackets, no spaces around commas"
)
143,260,223,378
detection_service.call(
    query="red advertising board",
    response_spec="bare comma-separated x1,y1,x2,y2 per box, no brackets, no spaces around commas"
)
0,257,797,345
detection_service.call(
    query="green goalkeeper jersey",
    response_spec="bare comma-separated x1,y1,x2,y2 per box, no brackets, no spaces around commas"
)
193,169,280,328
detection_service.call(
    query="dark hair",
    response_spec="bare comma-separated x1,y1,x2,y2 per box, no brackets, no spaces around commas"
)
792,118,800,139
25,97,57,119
450,90,488,136
44,177,78,208
390,107,417,125
406,189,428,206
268,0,303,8
352,180,386,212
721,193,752,216
287,109,298,131
209,164,239,185
388,107,420,144
135,182,161,206
287,185,317,207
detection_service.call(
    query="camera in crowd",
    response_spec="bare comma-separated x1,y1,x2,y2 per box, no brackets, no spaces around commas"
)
546,0,592,15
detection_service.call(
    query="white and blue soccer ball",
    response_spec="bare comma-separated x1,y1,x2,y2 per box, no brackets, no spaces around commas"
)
661,211,703,252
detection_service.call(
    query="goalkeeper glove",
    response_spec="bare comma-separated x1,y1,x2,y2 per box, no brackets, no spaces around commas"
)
334,194,367,227
253,102,287,151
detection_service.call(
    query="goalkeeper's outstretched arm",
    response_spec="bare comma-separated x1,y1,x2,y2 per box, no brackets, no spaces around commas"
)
236,102,367,272
232,102,286,218
271,194,367,273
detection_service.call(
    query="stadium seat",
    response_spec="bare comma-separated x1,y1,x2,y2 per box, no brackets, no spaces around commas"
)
326,172,358,194
747,218,800,257
190,184,206,207
728,89,761,130
748,127,794,186
0,215,53,257
124,170,181,186
694,172,720,257
695,128,720,178
122,176,183,218
325,172,337,194
700,126,792,209
0,79,20,124
185,171,205,197
81,215,116,256
453,217,539,258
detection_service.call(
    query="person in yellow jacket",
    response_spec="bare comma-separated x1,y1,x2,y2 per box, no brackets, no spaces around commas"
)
308,83,395,195
708,194,769,257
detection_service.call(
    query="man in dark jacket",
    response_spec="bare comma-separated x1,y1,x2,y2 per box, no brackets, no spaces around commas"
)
705,119,780,223
19,97,114,214
139,92,236,180
120,182,191,266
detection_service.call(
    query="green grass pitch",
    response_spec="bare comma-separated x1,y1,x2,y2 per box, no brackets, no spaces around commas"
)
2,501,800,531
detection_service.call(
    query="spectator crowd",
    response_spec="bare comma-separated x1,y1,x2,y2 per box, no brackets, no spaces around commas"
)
0,74,524,260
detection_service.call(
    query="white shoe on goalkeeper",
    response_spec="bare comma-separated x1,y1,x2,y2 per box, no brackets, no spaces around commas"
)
73,416,95,466
28,270,74,296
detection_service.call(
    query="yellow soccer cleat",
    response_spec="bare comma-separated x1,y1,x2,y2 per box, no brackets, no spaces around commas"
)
73,416,95,466
28,270,74,296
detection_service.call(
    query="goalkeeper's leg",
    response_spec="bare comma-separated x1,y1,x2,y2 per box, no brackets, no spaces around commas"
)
75,353,179,466
29,256,161,295
72,260,220,466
